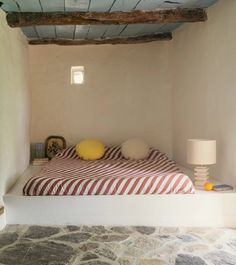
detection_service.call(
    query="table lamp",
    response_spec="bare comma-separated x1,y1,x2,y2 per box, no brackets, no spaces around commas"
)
187,139,216,189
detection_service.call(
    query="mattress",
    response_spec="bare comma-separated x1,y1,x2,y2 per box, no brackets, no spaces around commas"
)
23,146,195,196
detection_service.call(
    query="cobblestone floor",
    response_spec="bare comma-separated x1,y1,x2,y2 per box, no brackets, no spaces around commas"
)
0,225,236,264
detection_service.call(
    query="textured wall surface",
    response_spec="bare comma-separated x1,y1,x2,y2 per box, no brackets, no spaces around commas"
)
0,11,30,203
30,43,173,156
171,0,236,184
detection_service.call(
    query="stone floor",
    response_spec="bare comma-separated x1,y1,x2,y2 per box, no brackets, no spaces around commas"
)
0,226,236,265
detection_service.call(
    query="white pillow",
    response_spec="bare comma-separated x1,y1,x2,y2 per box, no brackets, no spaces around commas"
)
121,138,150,160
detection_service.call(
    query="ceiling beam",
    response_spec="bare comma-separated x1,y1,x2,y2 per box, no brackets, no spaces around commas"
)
7,8,207,27
28,33,172,45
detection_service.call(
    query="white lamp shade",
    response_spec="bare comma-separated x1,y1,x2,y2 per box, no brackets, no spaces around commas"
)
187,139,216,165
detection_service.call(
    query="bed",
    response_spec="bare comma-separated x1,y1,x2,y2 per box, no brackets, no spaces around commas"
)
23,146,194,196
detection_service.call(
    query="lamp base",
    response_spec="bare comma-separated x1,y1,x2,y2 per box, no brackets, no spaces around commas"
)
194,166,209,189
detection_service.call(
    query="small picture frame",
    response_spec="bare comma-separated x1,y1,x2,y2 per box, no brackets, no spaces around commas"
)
45,135,66,159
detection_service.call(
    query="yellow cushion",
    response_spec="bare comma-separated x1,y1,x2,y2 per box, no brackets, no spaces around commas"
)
76,139,105,160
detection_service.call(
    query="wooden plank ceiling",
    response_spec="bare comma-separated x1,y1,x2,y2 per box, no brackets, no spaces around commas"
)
0,0,218,45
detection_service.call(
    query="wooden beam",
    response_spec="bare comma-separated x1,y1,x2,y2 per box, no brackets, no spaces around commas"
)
28,33,172,45
7,8,207,27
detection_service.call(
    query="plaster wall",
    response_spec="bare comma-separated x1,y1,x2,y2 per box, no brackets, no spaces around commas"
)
0,11,30,203
30,43,173,156
171,0,236,184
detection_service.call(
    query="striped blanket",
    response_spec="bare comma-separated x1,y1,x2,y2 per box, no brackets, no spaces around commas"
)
23,146,194,196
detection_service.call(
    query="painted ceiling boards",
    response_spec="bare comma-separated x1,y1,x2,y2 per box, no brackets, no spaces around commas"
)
0,0,218,41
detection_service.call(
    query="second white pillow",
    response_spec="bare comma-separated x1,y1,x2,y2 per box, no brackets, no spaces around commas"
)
121,138,150,160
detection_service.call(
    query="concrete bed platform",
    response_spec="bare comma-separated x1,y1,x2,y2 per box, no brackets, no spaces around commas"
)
3,166,236,227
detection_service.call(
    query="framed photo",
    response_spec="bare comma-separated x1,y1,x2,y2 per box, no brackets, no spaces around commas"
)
45,135,66,159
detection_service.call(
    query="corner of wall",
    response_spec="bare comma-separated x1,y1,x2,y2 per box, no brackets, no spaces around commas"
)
0,10,30,203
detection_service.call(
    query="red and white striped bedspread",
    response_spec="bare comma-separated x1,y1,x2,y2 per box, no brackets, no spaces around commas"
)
23,147,195,196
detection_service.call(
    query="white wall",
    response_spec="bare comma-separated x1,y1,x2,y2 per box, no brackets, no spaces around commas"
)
171,0,236,185
30,43,173,156
0,11,30,203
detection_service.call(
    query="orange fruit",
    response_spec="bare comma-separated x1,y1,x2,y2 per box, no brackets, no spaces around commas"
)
204,182,213,191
